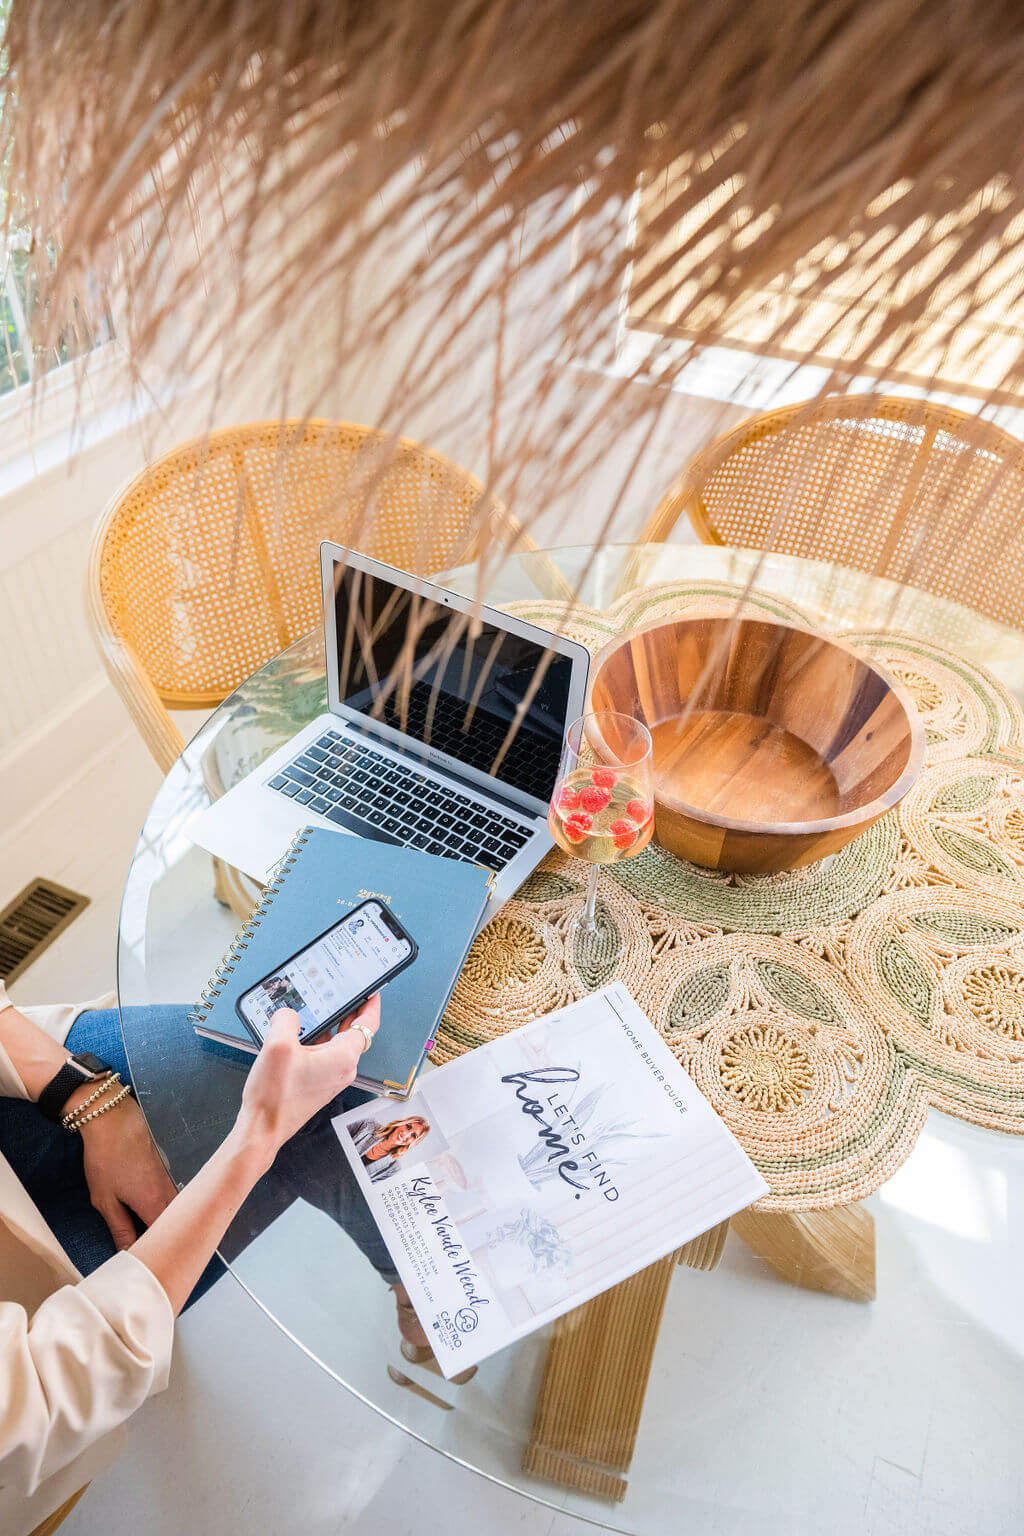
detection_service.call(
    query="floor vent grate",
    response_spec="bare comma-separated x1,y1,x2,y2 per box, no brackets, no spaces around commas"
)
0,879,91,983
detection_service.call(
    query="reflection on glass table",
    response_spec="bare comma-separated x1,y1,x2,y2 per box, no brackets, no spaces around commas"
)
118,544,1024,1536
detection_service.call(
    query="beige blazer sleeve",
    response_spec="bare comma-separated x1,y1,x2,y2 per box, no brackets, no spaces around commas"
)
0,1041,30,1099
0,1251,174,1497
0,978,113,1099
0,980,31,1101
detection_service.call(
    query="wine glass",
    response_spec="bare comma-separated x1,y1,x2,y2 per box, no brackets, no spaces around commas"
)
548,712,655,958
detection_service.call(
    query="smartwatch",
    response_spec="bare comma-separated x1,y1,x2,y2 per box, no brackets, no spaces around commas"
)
37,1052,116,1125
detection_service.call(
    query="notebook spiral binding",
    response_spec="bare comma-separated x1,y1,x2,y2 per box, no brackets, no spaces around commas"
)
187,828,312,1025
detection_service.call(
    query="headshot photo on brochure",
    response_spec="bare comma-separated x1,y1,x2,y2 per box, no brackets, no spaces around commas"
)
346,1111,436,1184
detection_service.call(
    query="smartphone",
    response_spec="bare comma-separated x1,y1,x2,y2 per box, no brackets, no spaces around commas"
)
234,899,418,1048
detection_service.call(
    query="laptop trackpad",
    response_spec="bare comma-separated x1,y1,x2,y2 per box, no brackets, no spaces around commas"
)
187,790,337,883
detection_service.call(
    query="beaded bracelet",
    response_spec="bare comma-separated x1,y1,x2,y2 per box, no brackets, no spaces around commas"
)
63,1081,132,1133
60,1072,120,1129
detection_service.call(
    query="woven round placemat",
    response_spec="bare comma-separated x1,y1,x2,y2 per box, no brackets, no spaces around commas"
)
436,580,1024,1211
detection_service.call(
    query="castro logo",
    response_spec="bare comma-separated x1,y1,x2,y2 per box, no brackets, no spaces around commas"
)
454,1308,479,1334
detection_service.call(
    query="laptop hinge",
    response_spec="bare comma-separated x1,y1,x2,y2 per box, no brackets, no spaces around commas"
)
337,719,543,819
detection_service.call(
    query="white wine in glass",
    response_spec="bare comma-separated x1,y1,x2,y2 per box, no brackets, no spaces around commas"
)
548,712,654,954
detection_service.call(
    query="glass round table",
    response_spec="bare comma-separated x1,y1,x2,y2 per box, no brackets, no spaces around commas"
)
118,544,1024,1535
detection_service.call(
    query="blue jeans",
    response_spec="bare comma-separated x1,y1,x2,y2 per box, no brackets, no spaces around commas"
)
0,1009,223,1309
0,1006,398,1306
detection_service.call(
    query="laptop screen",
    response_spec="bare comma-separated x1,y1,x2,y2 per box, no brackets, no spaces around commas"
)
332,565,575,801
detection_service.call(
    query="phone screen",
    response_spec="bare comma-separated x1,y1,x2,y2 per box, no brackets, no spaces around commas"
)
238,901,412,1043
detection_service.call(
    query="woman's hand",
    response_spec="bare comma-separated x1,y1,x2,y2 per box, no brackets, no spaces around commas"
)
128,996,380,1315
234,996,380,1163
0,997,180,1250
79,1098,179,1250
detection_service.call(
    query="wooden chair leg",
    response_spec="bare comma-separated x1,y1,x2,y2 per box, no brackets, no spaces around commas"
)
210,856,263,922
28,1484,90,1536
211,854,234,908
730,1202,876,1302
522,1251,679,1503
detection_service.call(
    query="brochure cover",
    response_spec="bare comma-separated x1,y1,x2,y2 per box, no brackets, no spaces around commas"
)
333,981,768,1376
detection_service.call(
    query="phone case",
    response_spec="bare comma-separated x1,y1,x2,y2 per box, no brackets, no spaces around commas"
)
234,898,418,1047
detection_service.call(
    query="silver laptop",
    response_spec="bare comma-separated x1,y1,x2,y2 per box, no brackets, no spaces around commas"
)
188,544,591,931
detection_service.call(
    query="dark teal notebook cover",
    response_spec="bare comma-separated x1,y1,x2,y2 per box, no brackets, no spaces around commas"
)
190,827,491,1095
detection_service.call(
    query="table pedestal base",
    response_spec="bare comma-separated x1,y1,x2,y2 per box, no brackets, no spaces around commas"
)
730,1201,876,1302
522,1222,730,1502
522,1252,677,1504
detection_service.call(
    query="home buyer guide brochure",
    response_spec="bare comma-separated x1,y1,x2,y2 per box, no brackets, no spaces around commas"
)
333,981,768,1376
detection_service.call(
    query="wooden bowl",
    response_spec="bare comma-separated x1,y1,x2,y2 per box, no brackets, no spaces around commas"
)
589,616,924,873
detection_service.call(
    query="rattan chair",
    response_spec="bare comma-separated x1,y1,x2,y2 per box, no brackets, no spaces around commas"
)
87,419,530,775
643,395,1024,629
27,1485,89,1536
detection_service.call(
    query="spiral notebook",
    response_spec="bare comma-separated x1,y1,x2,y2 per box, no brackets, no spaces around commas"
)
189,826,493,1098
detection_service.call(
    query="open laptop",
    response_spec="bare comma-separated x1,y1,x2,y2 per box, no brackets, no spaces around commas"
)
187,544,591,931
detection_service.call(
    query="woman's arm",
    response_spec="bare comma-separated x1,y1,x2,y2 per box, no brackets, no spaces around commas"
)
2,1000,380,1495
0,999,78,1099
129,1000,377,1313
0,998,179,1246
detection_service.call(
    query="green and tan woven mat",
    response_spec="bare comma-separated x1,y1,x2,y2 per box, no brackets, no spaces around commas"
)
436,581,1024,1212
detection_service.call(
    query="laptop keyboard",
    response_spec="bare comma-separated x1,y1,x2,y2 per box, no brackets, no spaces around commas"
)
267,730,534,872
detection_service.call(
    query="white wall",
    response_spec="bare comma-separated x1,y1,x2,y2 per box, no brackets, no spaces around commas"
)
0,204,745,863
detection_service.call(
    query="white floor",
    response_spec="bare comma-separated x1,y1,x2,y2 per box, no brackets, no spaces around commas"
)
0,722,602,1536
5,665,1024,1536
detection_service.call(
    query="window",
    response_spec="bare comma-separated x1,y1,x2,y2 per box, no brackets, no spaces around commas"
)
628,161,1024,406
0,245,30,393
1,234,116,398
0,0,114,400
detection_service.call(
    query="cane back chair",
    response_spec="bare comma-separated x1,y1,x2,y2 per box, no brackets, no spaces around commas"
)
643,395,1024,630
27,1484,89,1536
87,419,529,774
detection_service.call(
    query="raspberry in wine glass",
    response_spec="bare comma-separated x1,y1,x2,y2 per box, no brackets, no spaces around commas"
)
548,767,654,863
548,712,654,957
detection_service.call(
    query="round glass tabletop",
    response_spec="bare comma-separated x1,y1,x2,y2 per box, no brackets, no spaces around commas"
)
117,544,1024,1535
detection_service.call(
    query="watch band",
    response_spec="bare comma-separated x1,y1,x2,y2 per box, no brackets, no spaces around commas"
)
37,1052,115,1125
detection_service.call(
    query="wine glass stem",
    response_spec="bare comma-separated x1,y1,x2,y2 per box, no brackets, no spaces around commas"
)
581,862,601,932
